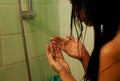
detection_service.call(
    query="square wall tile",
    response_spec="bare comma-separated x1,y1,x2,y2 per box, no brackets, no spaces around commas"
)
0,6,21,35
59,0,70,3
59,3,71,28
38,0,58,4
42,4,59,30
43,56,56,81
30,57,46,81
25,31,46,58
21,0,58,4
1,34,25,65
0,39,2,67
0,0,17,4
37,0,58,4
4,62,27,81
0,68,3,81
21,0,28,5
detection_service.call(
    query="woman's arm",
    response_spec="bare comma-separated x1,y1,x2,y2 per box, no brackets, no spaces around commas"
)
59,71,76,81
80,50,90,71
46,42,76,81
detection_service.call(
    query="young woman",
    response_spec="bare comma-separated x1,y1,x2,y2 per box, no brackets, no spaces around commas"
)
46,0,120,81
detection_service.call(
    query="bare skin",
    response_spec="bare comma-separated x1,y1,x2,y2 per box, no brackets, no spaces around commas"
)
98,30,120,81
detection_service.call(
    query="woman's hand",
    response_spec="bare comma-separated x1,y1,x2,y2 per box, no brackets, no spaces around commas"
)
50,36,90,71
46,42,71,74
46,42,76,81
50,35,89,61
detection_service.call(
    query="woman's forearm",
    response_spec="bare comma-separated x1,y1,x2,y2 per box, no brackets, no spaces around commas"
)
80,51,90,71
81,54,90,71
59,71,76,81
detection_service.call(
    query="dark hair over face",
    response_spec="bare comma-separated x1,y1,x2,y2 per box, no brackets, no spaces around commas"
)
70,0,120,81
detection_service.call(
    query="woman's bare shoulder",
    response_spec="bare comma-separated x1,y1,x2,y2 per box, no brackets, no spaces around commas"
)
100,41,120,68
100,40,120,60
98,34,120,81
101,33,120,59
100,35,120,69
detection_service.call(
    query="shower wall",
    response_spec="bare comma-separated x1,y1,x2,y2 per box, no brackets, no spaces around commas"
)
0,0,59,81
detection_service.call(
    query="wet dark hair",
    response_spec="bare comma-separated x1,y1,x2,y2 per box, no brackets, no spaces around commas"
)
70,0,120,81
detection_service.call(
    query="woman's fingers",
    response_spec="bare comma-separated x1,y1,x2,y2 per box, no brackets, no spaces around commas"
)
51,36,68,48
46,44,49,55
56,47,64,59
47,42,63,59
51,41,64,59
49,42,56,58
51,42,58,59
46,45,55,65
51,40,65,51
